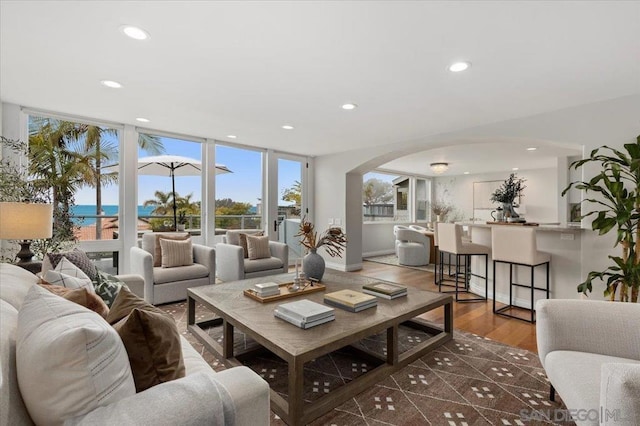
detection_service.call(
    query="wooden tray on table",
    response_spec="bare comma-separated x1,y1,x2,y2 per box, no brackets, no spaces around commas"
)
244,282,326,303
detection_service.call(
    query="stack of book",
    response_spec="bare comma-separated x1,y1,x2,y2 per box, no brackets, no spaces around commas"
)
323,289,377,312
362,282,408,299
253,282,280,297
274,299,335,329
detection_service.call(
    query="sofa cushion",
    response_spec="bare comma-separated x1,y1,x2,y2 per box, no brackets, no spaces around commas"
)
43,257,93,292
44,248,98,281
225,229,263,247
93,270,124,307
246,235,271,260
153,263,209,284
0,263,38,310
544,350,640,415
16,285,135,425
107,287,186,392
0,299,33,426
244,257,284,274
39,284,109,319
238,231,264,258
160,237,194,268
140,232,190,267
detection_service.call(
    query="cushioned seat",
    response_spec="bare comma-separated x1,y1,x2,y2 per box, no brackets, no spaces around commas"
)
216,230,288,282
152,263,209,285
244,257,284,274
395,229,430,266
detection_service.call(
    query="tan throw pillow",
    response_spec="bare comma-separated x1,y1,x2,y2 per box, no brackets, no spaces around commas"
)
39,283,109,318
153,233,189,267
246,234,271,260
160,237,194,268
238,232,264,258
106,287,186,392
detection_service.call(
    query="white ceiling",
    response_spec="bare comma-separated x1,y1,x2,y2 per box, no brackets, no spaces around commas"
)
1,1,639,172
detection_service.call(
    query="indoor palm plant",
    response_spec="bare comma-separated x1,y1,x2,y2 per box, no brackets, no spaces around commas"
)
562,135,640,302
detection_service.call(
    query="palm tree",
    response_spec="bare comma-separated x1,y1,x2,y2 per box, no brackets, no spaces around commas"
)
143,190,175,216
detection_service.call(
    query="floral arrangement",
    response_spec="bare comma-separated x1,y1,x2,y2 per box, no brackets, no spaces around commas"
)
491,173,526,204
430,200,453,218
295,216,347,258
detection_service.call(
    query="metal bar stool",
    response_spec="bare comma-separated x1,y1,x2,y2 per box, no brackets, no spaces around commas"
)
491,226,550,323
437,223,489,302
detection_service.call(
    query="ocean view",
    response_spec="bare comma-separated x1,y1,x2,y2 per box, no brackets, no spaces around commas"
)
71,205,156,225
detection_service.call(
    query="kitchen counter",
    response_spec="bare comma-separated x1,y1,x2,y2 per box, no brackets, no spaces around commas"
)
458,221,586,233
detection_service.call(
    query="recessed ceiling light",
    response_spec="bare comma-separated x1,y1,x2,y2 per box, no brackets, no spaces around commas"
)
135,117,150,123
120,25,150,40
448,61,471,72
281,125,294,130
527,147,537,151
227,135,237,139
100,80,122,89
512,167,519,171
342,103,357,110
463,171,470,175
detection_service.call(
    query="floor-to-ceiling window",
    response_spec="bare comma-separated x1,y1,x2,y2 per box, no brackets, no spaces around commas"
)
214,144,263,232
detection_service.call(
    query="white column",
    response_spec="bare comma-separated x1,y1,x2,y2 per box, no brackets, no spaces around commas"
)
264,149,278,240
203,140,216,246
120,125,139,273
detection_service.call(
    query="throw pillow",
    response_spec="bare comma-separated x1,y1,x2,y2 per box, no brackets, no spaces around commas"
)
39,283,109,318
45,248,98,281
93,270,124,308
43,257,94,292
238,232,264,258
153,233,189,267
160,237,194,268
246,234,271,260
106,287,186,392
16,285,135,425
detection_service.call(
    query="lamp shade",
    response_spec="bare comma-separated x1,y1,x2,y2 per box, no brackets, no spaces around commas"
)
0,202,53,240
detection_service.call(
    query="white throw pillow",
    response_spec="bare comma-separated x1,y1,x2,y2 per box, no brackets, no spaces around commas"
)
16,285,135,426
44,257,93,292
160,237,194,268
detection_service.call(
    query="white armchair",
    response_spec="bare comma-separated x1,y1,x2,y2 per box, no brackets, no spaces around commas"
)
216,230,288,282
130,232,215,305
395,228,430,266
536,299,640,426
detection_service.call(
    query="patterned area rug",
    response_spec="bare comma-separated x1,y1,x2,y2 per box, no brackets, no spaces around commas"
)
364,254,435,272
160,301,568,425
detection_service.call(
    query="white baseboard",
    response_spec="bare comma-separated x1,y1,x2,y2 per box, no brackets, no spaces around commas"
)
326,261,363,272
362,249,395,258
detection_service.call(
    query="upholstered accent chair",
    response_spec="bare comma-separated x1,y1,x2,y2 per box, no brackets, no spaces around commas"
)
536,299,640,426
130,232,215,304
393,225,411,256
216,230,288,282
395,228,430,266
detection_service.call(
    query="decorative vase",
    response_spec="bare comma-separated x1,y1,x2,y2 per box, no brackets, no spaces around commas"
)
176,224,186,231
502,202,519,219
303,248,325,282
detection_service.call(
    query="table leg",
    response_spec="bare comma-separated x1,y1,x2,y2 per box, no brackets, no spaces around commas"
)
223,320,234,359
187,296,195,326
387,325,399,365
288,357,304,425
444,300,453,334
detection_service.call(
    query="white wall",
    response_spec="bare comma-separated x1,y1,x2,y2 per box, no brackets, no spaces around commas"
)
433,167,559,224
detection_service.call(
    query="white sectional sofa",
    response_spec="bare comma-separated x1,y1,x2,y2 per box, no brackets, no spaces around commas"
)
536,299,640,426
0,263,270,425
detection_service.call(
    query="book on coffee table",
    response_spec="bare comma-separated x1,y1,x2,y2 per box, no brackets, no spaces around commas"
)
362,282,407,299
276,299,335,323
324,289,377,311
274,308,335,329
324,298,377,312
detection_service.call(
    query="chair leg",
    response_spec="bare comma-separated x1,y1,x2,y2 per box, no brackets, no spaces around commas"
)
550,384,556,402
531,264,535,323
492,261,497,313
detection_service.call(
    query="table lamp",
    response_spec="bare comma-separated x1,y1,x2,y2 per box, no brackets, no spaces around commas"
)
0,202,53,267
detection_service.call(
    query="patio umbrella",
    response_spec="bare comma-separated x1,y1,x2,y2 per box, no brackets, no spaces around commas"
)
137,155,232,230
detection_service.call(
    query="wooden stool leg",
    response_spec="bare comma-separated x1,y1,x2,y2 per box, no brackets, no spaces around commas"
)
550,384,556,402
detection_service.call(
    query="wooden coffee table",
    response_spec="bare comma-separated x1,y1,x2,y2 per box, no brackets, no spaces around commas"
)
188,270,452,426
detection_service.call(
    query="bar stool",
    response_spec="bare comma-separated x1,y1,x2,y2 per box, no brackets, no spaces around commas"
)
431,224,465,286
491,226,550,323
437,223,489,302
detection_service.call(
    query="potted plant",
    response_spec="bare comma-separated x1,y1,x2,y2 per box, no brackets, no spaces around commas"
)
176,210,188,231
562,135,640,303
294,216,347,281
430,200,452,223
490,173,526,220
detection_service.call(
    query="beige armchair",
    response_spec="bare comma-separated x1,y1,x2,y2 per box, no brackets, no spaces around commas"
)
536,299,640,426
216,230,288,282
130,232,215,304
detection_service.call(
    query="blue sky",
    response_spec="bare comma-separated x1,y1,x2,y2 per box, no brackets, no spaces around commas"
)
74,136,301,206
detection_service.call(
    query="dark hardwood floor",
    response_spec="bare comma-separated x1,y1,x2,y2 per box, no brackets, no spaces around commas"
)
354,260,539,353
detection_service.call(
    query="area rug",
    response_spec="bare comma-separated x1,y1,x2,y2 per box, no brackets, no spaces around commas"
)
364,254,435,273
160,301,568,425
